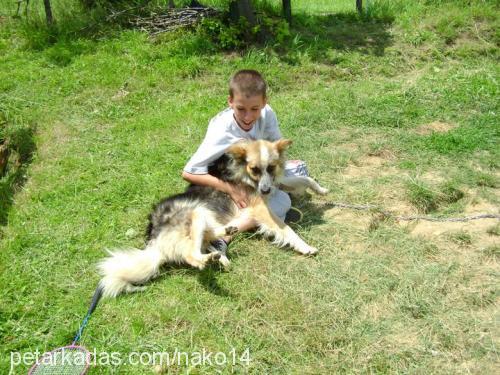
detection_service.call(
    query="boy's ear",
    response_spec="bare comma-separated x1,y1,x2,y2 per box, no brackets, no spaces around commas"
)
275,139,293,154
227,142,247,161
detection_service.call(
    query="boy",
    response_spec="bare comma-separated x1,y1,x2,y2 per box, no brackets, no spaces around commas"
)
182,69,300,249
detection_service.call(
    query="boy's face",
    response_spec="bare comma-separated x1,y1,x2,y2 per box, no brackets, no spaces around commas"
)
228,93,267,131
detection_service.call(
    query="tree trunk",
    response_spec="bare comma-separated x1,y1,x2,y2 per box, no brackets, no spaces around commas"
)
81,0,96,10
282,0,291,25
229,0,256,26
0,141,9,177
356,0,363,13
43,0,54,25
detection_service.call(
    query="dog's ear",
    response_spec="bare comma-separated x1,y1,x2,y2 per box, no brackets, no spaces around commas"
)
227,142,247,161
275,139,293,154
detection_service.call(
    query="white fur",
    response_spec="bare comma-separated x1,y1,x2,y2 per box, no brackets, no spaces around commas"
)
260,142,269,165
98,207,224,298
279,175,329,196
97,140,328,298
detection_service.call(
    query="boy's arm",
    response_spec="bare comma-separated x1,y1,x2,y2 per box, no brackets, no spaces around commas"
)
263,105,282,141
181,171,249,209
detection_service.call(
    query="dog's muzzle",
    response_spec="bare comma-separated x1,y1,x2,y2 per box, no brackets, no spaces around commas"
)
260,187,271,195
258,174,274,195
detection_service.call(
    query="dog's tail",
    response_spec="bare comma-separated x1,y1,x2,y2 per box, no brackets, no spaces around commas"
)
98,244,163,298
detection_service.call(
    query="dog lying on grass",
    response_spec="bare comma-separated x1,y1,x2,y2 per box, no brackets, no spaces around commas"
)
98,139,328,298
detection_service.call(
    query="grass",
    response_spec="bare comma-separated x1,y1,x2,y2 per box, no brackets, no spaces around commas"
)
1,0,499,373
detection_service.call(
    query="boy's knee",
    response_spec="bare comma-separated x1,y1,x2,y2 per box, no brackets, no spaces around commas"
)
269,190,291,221
284,160,309,177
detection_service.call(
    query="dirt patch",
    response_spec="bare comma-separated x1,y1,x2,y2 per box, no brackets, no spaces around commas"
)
37,121,73,160
112,88,130,101
387,201,415,216
421,170,445,184
464,200,499,215
407,202,500,248
384,325,421,351
324,209,372,230
337,142,359,153
416,121,456,135
408,218,497,238
343,149,397,179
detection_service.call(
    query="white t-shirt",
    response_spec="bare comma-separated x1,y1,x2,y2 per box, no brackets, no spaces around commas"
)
183,104,282,174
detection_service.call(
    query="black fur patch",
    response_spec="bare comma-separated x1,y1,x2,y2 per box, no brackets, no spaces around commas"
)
146,150,260,242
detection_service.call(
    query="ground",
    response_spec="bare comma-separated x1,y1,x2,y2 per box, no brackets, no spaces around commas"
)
0,0,498,374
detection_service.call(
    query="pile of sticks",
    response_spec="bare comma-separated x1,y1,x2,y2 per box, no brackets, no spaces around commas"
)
128,7,219,36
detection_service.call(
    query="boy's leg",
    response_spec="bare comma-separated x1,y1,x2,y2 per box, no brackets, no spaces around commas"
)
281,160,328,197
268,189,292,221
266,160,307,222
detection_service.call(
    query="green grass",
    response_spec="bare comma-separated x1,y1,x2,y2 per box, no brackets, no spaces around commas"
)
1,0,499,374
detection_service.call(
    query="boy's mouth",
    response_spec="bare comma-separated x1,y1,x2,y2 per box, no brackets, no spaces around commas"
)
236,118,254,129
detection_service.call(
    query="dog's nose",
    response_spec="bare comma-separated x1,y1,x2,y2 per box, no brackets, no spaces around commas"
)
261,188,271,195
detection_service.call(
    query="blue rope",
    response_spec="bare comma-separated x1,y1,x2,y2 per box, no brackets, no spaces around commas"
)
72,312,92,345
72,285,103,345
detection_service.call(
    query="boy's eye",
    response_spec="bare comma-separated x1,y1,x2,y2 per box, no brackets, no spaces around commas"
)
266,165,275,173
251,167,261,174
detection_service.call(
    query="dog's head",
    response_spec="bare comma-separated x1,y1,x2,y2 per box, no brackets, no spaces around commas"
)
227,139,292,195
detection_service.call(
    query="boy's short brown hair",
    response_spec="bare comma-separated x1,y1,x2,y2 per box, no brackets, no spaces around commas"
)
229,70,267,99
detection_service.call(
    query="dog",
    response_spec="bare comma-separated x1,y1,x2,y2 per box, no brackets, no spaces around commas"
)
98,139,328,298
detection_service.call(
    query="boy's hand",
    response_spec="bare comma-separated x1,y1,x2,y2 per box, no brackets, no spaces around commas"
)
224,182,249,209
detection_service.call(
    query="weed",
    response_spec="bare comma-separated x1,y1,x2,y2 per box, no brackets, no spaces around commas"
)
474,172,498,188
406,179,465,213
486,224,499,237
448,231,473,246
482,245,499,259
406,180,440,213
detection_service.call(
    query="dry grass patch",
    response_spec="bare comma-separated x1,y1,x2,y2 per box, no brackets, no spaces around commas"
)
415,121,456,135
343,149,398,179
406,218,499,246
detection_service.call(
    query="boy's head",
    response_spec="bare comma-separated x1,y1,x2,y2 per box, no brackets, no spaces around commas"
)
228,70,267,131
229,69,267,99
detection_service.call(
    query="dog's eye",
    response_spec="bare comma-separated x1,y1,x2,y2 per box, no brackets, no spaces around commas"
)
266,165,276,173
251,167,261,175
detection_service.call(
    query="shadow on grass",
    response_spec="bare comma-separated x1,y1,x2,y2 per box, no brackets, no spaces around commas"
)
149,261,234,298
13,6,394,64
288,12,394,61
291,194,333,229
0,123,36,227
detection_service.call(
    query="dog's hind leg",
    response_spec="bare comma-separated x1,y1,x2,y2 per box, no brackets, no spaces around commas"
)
184,209,221,270
279,176,329,196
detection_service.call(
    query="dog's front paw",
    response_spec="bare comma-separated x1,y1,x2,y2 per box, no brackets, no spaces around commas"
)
299,246,319,256
218,255,231,270
316,187,329,195
225,226,239,235
211,252,222,261
213,227,227,238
